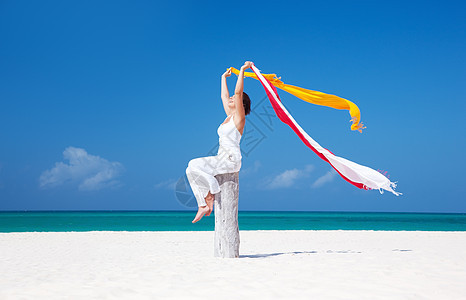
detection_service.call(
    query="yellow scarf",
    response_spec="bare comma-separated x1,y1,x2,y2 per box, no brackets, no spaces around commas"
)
230,67,365,132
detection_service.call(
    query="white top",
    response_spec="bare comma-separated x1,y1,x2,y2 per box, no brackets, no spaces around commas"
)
217,114,242,160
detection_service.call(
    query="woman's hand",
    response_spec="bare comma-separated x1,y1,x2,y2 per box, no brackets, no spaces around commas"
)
241,61,253,70
222,68,232,78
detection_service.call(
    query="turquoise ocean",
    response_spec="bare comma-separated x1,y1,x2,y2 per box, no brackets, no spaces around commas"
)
1,211,465,232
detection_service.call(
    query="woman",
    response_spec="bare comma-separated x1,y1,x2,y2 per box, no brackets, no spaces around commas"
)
186,61,253,223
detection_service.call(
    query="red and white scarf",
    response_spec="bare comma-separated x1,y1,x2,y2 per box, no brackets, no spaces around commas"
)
250,64,401,196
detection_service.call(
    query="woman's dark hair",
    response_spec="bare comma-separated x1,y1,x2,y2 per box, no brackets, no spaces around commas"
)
243,92,251,116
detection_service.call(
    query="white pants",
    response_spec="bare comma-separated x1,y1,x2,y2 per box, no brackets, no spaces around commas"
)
186,148,241,207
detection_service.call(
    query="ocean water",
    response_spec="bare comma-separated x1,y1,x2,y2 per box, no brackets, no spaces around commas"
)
0,211,465,232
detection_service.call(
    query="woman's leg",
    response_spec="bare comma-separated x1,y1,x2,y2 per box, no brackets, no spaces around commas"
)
205,191,215,216
191,191,215,223
186,156,222,223
192,206,210,223
186,159,219,206
186,150,240,223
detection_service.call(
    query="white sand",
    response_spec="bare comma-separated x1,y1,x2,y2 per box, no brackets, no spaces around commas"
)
1,230,465,299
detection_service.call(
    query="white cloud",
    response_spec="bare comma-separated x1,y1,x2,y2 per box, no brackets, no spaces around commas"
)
154,178,177,190
240,160,261,176
264,164,314,189
39,147,124,191
312,170,337,188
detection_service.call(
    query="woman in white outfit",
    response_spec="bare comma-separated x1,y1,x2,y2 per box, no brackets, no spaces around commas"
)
186,61,253,223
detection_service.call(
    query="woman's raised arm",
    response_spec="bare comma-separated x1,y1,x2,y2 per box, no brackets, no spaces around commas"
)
234,61,253,119
221,68,231,116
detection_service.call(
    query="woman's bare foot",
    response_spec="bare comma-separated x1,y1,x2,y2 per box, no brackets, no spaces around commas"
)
205,194,214,216
192,206,211,223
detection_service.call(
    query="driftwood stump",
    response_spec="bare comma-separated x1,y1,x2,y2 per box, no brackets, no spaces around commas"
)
213,172,240,258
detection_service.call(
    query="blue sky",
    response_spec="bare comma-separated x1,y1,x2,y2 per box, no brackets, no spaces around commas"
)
1,0,465,212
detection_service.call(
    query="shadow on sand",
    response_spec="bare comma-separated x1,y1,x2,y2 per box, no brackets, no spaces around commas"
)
240,250,369,258
240,251,317,258
241,249,413,258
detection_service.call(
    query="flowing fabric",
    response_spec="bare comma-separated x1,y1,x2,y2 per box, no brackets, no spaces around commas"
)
230,67,365,132
244,64,400,196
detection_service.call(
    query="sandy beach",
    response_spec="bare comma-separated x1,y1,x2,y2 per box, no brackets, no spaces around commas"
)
1,230,465,299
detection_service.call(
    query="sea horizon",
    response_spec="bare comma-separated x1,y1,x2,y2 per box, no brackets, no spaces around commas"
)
2,209,466,214
1,210,465,233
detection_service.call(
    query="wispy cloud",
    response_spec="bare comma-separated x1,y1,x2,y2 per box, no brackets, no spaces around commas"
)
264,164,314,189
312,170,337,188
240,160,261,176
154,178,177,190
39,147,124,191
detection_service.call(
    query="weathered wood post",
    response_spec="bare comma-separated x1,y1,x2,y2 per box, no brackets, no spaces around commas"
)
213,172,240,258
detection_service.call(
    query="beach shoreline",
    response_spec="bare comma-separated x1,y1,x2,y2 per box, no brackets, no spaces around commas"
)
2,230,465,299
